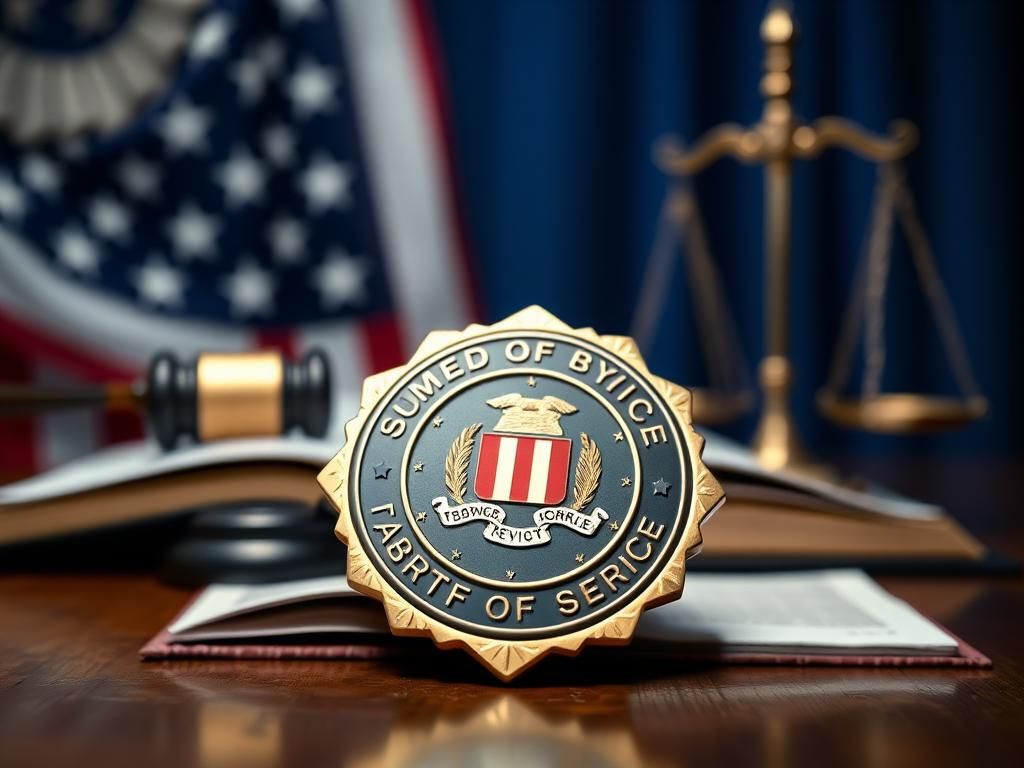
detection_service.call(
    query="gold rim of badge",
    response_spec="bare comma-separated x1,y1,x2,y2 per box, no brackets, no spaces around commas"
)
318,306,724,681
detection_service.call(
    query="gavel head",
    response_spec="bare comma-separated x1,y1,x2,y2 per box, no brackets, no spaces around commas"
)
147,349,331,449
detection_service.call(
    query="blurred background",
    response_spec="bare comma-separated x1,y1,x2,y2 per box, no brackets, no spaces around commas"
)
430,0,1022,459
0,0,1020,484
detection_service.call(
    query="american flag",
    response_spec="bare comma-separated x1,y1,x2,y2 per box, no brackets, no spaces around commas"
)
0,0,478,477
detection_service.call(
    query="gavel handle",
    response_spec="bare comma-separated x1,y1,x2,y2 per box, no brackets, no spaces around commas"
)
0,382,140,417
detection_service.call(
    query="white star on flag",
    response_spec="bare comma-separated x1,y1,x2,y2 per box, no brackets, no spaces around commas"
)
191,12,231,60
263,124,295,167
276,0,322,24
222,261,274,317
88,197,131,243
255,38,285,76
22,155,61,196
217,149,265,207
168,204,220,260
313,250,368,308
133,257,186,308
118,158,160,201
269,217,306,264
0,174,27,220
54,227,101,275
157,100,211,155
288,59,336,118
300,155,353,212
232,54,266,104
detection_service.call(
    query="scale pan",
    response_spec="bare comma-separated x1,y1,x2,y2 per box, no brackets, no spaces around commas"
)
690,388,754,426
816,392,988,433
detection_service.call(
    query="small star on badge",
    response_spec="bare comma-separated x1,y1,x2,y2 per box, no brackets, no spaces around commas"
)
527,376,537,388
621,477,632,487
652,477,672,496
613,431,624,442
451,549,462,560
415,511,427,522
432,417,444,428
575,553,585,564
505,569,516,580
609,520,620,531
372,460,391,479
413,461,424,472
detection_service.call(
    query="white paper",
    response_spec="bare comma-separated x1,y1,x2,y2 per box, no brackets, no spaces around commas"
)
638,570,957,654
169,574,359,634
166,570,958,656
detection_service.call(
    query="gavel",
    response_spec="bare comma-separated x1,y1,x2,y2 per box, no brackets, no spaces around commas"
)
0,350,331,449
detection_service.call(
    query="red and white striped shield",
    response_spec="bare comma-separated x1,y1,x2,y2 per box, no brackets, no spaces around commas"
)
474,433,572,506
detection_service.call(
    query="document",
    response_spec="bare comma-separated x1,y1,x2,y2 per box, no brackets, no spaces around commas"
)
165,570,959,657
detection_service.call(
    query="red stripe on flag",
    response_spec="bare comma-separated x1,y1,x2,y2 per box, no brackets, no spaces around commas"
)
509,436,535,503
359,313,405,372
474,433,501,499
0,337,39,480
101,410,144,446
256,328,299,359
546,439,572,505
404,0,484,321
0,308,137,381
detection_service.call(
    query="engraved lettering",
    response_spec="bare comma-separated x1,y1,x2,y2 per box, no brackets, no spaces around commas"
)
386,536,412,563
445,582,472,607
568,350,592,373
465,347,489,371
625,536,653,562
401,555,429,583
638,516,666,541
439,356,465,382
393,394,419,418
516,595,536,623
409,371,443,402
505,340,530,363
534,340,555,362
373,523,402,543
640,424,667,447
596,359,618,385
628,399,654,423
426,569,450,596
485,595,511,621
600,564,629,593
379,417,406,439
556,589,580,616
579,577,605,606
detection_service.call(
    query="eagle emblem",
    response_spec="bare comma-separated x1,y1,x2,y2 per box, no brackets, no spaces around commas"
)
484,393,577,436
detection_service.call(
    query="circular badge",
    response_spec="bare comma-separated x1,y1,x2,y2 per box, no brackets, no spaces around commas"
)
319,307,724,680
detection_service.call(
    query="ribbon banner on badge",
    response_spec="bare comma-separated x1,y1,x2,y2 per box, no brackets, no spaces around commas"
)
431,497,609,549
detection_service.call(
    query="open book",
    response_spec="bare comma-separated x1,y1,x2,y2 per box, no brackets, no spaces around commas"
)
141,570,987,666
0,431,987,568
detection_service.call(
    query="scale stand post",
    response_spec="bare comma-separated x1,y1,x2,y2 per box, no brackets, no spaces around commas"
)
655,2,917,473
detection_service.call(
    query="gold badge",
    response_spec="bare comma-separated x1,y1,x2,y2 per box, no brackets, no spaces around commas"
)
318,306,724,680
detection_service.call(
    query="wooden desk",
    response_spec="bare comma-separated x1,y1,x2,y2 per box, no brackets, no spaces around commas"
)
1,459,1022,767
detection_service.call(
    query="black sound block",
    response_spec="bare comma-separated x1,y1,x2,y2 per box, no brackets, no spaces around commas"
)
160,501,344,587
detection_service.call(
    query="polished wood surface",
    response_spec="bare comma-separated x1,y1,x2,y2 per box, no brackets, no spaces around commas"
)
2,458,1022,767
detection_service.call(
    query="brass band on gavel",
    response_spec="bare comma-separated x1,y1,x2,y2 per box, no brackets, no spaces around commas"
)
0,350,332,449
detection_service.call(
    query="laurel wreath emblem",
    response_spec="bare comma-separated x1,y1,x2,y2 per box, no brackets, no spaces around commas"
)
444,426,602,511
444,423,482,503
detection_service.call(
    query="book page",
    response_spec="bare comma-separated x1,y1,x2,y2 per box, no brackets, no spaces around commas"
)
637,570,958,654
168,570,958,656
169,574,357,634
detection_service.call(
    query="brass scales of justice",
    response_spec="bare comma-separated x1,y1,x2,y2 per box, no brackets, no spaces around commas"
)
632,2,987,473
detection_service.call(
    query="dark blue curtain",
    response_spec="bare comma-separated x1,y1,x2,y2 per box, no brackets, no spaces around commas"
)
430,0,1022,458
